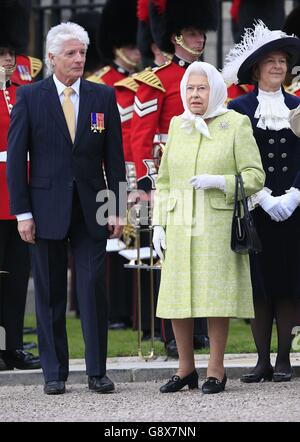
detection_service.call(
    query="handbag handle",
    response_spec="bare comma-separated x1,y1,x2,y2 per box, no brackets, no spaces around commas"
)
237,175,252,220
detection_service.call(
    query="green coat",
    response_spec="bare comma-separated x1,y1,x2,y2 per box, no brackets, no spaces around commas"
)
152,110,265,319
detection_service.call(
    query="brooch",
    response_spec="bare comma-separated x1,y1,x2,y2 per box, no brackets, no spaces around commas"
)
218,121,229,130
91,112,105,133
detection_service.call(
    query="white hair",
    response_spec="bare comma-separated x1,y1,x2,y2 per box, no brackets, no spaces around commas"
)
45,22,90,76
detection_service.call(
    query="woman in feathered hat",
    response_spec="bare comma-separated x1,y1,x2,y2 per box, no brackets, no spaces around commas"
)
223,21,300,383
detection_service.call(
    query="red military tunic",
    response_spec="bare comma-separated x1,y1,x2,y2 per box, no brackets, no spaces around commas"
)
11,55,42,86
226,83,254,104
285,81,300,97
130,56,189,191
0,82,17,219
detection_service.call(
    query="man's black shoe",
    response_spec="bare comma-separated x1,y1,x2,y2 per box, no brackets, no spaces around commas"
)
1,350,41,370
23,342,37,350
44,381,66,395
193,334,210,350
88,375,115,393
165,339,179,358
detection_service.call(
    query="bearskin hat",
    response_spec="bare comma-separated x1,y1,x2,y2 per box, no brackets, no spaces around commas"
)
0,0,31,54
283,6,300,39
149,0,219,53
97,0,138,64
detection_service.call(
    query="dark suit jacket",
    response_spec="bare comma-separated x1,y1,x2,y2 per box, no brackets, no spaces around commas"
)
7,76,126,240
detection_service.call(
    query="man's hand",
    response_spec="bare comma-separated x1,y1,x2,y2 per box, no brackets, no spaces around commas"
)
18,219,36,244
108,216,124,239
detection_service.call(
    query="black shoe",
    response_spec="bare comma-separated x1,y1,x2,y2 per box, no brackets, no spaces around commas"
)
23,327,37,335
23,342,37,350
1,350,41,370
88,375,115,393
44,381,66,395
160,370,198,393
165,339,179,358
273,371,292,382
193,335,210,350
202,374,227,394
240,365,273,383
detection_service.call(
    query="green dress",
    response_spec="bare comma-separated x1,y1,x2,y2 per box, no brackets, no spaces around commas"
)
152,110,265,319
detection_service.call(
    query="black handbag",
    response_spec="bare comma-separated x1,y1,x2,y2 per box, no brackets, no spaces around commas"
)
231,175,262,254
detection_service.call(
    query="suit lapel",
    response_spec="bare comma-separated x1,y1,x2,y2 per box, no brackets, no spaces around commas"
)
42,76,72,144
73,79,93,151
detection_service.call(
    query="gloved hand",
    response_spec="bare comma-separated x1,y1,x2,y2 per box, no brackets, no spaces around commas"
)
272,188,300,221
152,225,166,261
189,174,226,191
256,189,285,222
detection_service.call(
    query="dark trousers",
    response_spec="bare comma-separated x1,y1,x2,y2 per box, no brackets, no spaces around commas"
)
30,188,107,382
0,220,30,350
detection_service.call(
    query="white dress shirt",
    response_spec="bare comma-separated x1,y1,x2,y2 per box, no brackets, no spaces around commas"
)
17,75,81,221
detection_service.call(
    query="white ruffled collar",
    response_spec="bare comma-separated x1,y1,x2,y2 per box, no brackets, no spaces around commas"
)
254,87,290,131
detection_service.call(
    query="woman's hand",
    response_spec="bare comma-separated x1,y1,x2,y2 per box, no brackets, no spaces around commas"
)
190,174,226,191
152,226,166,261
256,189,285,222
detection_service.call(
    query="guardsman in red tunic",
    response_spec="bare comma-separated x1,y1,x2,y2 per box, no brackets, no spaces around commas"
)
0,7,41,370
131,0,218,356
131,0,219,193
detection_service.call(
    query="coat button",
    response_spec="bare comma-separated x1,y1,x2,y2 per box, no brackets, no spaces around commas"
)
281,153,287,158
280,138,286,143
282,166,288,172
268,139,275,144
268,152,274,158
268,166,275,172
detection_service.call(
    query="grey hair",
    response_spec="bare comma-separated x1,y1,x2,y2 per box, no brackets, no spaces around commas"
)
45,22,90,76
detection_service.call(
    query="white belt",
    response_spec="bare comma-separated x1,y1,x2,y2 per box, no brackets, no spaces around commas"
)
0,151,30,162
0,152,7,162
153,134,168,143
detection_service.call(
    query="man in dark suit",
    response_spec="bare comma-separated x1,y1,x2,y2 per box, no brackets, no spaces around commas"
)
7,22,126,395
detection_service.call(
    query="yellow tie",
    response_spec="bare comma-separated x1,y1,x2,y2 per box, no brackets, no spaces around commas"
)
62,87,76,142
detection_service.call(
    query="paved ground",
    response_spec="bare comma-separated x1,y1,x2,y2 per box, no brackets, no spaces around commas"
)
1,353,300,422
1,379,300,422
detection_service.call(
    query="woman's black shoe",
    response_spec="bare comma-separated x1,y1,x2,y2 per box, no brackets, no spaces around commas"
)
202,374,227,394
240,366,273,383
160,370,198,393
273,371,292,382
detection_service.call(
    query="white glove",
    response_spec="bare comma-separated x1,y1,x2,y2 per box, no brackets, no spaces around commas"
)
152,225,166,261
189,174,226,191
256,189,285,222
272,188,300,221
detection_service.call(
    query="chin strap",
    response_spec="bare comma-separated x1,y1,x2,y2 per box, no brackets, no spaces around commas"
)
175,34,205,57
115,48,138,69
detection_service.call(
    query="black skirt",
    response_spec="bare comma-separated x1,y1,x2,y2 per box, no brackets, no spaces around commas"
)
250,206,300,300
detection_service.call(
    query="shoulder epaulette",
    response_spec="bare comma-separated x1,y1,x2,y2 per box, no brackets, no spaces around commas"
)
133,67,166,92
86,66,111,83
285,81,300,95
114,76,138,93
28,56,42,78
152,60,172,73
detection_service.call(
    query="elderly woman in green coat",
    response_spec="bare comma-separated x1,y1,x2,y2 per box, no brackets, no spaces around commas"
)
152,61,265,394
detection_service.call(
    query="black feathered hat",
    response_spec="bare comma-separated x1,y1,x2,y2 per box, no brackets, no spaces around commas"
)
97,0,138,64
0,0,31,54
283,6,300,39
149,0,219,53
71,11,103,74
